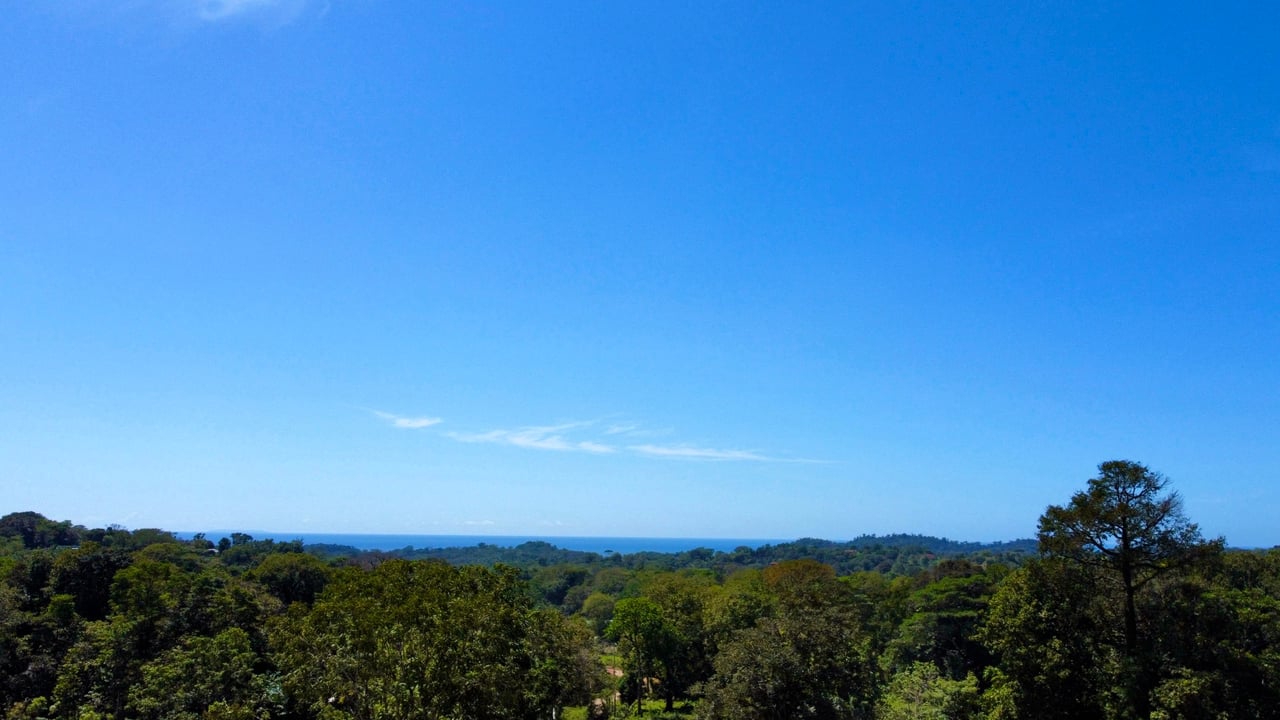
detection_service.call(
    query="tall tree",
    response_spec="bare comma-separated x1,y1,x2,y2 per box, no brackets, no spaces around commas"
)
1039,461,1208,655
1037,460,1218,718
604,597,679,713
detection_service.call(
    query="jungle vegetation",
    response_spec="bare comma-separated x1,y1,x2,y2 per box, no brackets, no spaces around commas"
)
2,460,1277,720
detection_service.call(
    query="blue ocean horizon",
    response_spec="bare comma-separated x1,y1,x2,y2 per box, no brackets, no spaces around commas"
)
176,531,792,555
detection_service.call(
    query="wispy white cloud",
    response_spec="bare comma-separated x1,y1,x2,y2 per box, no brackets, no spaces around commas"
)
441,417,822,463
629,444,773,461
460,519,496,527
47,0,326,32
628,444,827,463
603,422,673,438
372,410,443,430
447,423,617,454
194,0,314,23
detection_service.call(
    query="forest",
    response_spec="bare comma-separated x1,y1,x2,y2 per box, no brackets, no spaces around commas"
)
3,460,1278,720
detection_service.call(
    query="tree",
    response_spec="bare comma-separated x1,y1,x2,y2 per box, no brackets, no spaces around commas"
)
49,542,134,621
604,597,680,713
1138,551,1280,718
876,662,980,720
579,591,616,636
1038,461,1210,658
642,571,717,710
0,512,81,550
247,552,331,606
126,628,272,720
697,561,874,720
702,569,773,656
978,558,1114,720
884,561,1002,682
1037,460,1219,718
271,559,593,720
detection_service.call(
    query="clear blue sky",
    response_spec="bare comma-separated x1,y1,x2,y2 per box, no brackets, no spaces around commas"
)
2,1,1277,545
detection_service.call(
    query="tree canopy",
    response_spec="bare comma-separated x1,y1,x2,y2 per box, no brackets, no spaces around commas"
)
2,462,1278,720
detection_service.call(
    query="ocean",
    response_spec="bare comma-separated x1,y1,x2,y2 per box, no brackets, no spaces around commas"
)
176,532,789,555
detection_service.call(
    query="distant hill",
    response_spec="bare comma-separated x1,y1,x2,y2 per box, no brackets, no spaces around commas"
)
306,534,1039,575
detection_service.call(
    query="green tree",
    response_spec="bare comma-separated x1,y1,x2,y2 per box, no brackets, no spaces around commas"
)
49,542,133,621
1139,552,1280,719
1037,460,1217,717
0,512,80,550
1039,461,1211,657
884,561,1002,681
247,552,332,606
642,571,716,709
877,662,980,720
698,561,874,720
604,597,679,713
702,569,773,656
531,564,591,609
579,591,616,636
126,627,272,720
978,559,1113,720
271,559,592,720
522,611,605,713
51,617,140,719
1,583,83,710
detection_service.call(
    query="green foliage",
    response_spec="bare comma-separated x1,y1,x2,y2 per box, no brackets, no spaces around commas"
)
978,558,1114,720
1149,668,1228,720
0,512,81,550
876,662,980,720
271,560,595,720
3,481,1280,720
218,536,305,569
247,552,332,606
701,569,772,654
884,561,1001,681
49,543,133,621
306,536,1035,578
1038,461,1215,651
579,591,616,635
531,564,593,610
697,561,875,720
51,616,141,718
1,579,76,709
523,611,607,711
1037,460,1224,718
606,597,682,709
127,628,272,720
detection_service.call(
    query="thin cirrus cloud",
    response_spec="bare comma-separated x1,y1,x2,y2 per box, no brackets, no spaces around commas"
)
80,0,322,28
194,0,312,22
447,422,812,462
604,423,641,435
633,444,827,464
371,410,443,430
369,411,813,462
446,423,618,455
603,422,673,438
628,444,774,461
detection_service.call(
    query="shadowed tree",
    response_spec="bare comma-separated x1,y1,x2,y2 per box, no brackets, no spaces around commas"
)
698,561,874,720
605,597,680,713
1037,460,1220,718
1038,461,1213,657
271,560,595,720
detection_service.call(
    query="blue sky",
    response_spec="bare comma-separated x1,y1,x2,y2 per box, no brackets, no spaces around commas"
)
2,1,1277,545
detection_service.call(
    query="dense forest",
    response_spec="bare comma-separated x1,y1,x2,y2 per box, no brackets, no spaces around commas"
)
3,460,1278,719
